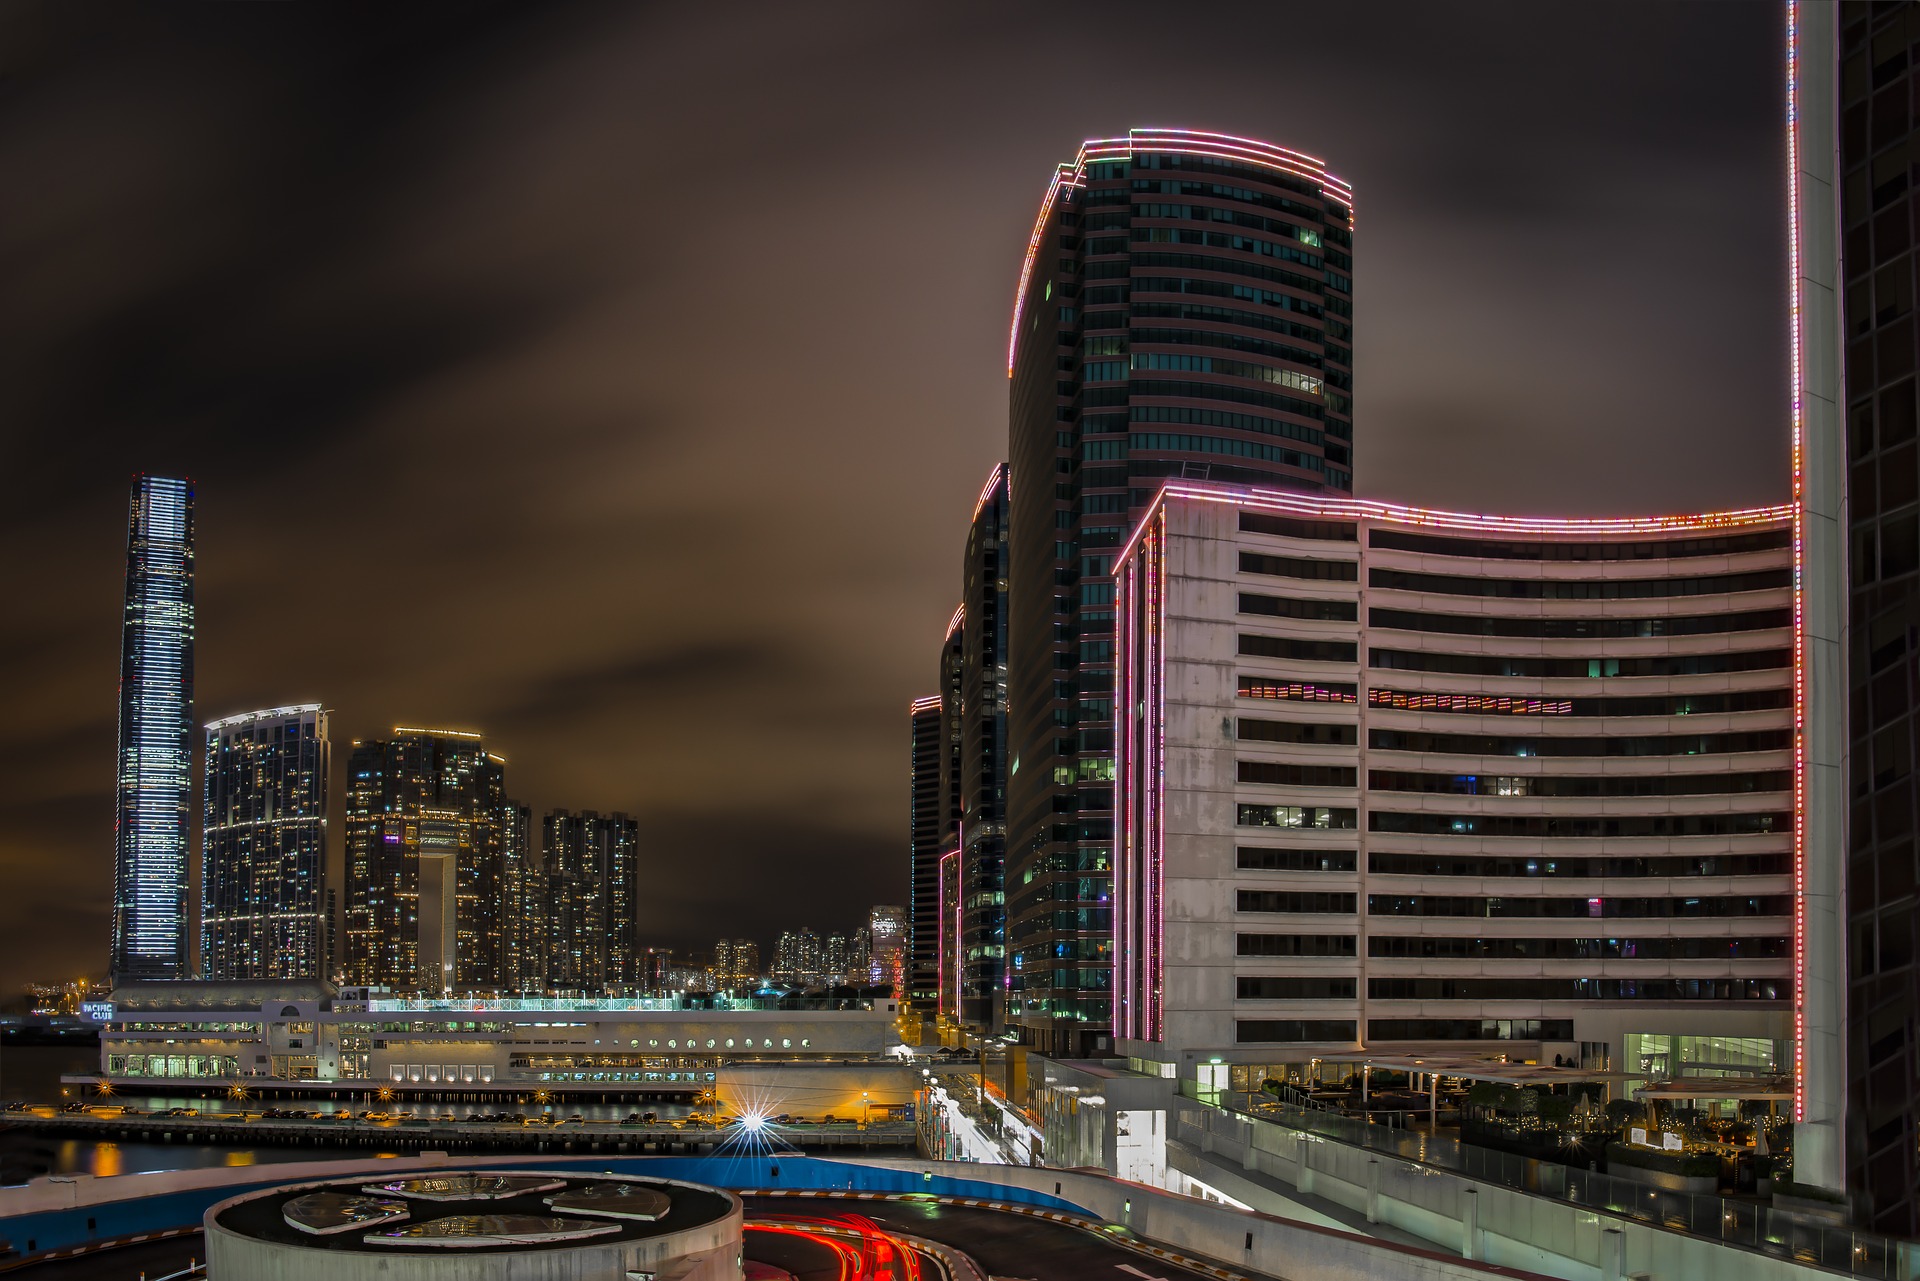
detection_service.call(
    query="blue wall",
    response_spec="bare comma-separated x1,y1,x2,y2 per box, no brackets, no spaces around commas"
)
0,1155,1091,1255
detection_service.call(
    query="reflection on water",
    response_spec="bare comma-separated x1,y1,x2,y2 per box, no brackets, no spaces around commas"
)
93,1142,122,1177
224,1151,255,1167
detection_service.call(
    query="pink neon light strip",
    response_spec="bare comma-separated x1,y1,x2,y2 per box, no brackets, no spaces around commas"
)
909,695,942,715
946,603,966,639
1007,128,1355,376
1114,481,1796,572
1785,0,1809,1126
973,462,1008,523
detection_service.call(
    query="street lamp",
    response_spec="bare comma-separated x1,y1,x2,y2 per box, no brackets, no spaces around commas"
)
862,1091,870,1125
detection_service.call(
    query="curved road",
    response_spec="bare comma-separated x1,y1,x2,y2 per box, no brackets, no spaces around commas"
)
7,1193,1256,1280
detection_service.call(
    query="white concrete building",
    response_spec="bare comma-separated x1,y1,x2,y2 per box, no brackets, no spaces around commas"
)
1113,481,1806,1104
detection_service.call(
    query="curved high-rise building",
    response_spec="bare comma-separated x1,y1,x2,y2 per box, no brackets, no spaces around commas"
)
1006,129,1353,1052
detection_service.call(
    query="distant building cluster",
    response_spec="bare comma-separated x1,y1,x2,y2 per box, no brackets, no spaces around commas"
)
105,473,903,1000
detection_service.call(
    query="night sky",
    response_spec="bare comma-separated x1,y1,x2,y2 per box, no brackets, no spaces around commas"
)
0,3,1788,992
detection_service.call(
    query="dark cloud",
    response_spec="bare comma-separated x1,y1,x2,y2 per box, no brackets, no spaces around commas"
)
0,1,1789,989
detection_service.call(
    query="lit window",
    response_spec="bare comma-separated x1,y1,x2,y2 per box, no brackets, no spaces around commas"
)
725,1039,735,1049
782,1038,791,1049
801,1039,810,1048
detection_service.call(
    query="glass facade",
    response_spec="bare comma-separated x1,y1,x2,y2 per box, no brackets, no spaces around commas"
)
907,694,946,1006
342,729,514,992
1007,131,1354,1053
201,706,330,981
539,809,640,991
960,465,1010,1028
1839,2,1920,1235
111,474,195,982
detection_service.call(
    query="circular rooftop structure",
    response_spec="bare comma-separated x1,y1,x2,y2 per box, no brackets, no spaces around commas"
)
205,1169,742,1279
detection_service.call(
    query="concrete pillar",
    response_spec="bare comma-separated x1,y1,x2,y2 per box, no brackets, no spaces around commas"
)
1298,1142,1315,1198
1365,1159,1381,1224
1600,1227,1625,1281
1787,0,1850,1197
1242,1118,1257,1171
1460,1188,1479,1261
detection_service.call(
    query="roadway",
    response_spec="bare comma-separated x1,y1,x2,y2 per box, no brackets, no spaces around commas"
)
5,1193,1267,1280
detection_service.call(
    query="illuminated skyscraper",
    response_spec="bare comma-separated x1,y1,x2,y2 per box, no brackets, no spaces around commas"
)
342,728,514,992
1007,130,1353,1052
201,705,330,981
111,473,195,982
540,809,640,992
959,465,1010,1029
907,694,946,1005
501,802,540,990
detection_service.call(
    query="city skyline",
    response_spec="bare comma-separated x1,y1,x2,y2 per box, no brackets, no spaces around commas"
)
0,3,1788,992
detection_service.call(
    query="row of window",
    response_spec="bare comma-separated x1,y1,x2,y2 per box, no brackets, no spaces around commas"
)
1241,593,1358,621
1240,634,1357,663
1237,976,1356,999
1368,648,1791,679
1238,677,1357,703
1366,851,1793,878
1369,727,1792,757
1239,847,1356,871
1128,176,1343,228
1238,804,1357,829
1366,687,1792,719
1128,202,1324,246
1369,528,1790,562
1368,769,1790,798
1233,890,1794,918
1130,251,1323,297
1237,932,1357,956
1131,225,1322,269
1130,326,1322,369
1131,275,1324,318
1364,977,1783,1002
1130,377,1323,420
1370,567,1791,600
1239,511,1358,541
1130,403,1322,444
1126,433,1318,470
1369,811,1789,838
1369,934,1789,959
1237,760,1358,787
1362,894,1793,918
1129,300,1325,344
1240,550,1357,581
1133,352,1323,395
1368,606,1791,640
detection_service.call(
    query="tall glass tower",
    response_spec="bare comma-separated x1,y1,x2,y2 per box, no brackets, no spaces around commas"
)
1006,129,1353,1053
112,474,195,982
201,705,330,981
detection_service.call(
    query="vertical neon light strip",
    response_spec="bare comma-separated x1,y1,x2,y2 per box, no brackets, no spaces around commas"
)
1114,551,1135,1040
1785,0,1808,1125
953,826,964,1022
1141,508,1167,1042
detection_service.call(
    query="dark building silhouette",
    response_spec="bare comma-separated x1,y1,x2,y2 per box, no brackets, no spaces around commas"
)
111,473,196,982
342,728,514,991
959,464,1010,1029
1006,129,1353,1052
201,705,330,981
908,693,946,1007
1838,1,1920,1235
